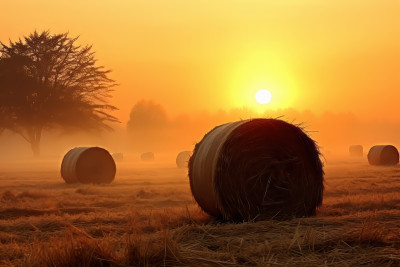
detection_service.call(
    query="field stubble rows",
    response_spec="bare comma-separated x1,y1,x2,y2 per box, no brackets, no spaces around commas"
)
0,159,399,266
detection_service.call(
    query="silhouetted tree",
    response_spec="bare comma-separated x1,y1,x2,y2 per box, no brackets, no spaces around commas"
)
127,100,170,151
0,31,119,156
127,100,169,131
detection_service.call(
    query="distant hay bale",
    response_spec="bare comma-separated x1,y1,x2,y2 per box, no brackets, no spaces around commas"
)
61,147,116,184
349,145,363,157
367,145,399,166
112,153,124,162
176,151,191,168
188,118,324,221
141,152,155,161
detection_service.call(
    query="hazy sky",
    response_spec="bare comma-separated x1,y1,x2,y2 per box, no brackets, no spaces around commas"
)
1,0,400,123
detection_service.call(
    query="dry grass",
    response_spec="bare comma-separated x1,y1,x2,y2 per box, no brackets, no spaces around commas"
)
0,160,399,266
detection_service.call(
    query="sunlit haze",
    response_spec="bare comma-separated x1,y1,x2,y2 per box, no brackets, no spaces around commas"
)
1,1,400,157
2,1,399,123
2,2,400,265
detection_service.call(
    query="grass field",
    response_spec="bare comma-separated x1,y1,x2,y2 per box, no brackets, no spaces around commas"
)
0,157,399,266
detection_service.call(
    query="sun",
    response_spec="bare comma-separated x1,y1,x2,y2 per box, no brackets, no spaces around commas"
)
255,89,272,104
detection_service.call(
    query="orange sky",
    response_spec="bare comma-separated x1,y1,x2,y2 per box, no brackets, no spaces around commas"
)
1,0,400,124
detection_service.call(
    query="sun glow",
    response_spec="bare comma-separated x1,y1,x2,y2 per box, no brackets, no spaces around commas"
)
255,89,272,104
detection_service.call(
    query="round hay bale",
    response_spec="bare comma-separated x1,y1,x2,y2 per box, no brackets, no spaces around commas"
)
61,147,116,184
141,152,154,161
367,145,399,166
349,145,363,157
112,153,124,162
176,151,192,168
188,118,324,221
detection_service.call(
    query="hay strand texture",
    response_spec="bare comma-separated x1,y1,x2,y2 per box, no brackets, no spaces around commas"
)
61,147,116,184
188,118,324,221
176,151,192,168
368,145,399,166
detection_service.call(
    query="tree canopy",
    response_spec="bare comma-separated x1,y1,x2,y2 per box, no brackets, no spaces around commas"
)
127,100,170,151
0,31,119,156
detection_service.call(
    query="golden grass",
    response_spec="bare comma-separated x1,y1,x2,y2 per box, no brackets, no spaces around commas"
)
0,161,399,266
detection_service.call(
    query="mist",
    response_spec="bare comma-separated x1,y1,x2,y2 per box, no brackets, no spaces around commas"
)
2,99,395,166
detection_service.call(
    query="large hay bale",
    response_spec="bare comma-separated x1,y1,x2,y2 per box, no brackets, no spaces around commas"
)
141,152,154,161
112,153,124,162
176,151,191,168
61,147,116,184
188,118,324,221
367,145,399,166
349,145,363,157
